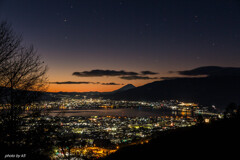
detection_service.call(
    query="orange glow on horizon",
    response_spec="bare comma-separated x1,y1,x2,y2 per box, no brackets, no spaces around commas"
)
46,74,158,92
47,79,154,92
48,84,124,92
45,67,172,93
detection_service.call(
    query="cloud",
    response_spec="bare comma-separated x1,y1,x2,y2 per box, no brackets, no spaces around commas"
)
160,77,182,80
50,81,123,85
49,81,97,84
101,82,124,85
177,66,222,76
72,69,160,81
141,71,158,75
72,69,138,77
176,66,240,77
120,75,159,80
72,69,159,77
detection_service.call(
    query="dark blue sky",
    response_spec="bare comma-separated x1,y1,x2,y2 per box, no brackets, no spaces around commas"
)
0,0,240,92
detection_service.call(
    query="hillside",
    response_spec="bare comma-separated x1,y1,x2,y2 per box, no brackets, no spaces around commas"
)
107,76,240,109
103,117,240,160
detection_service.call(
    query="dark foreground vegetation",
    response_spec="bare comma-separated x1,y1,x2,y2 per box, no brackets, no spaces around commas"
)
103,115,240,160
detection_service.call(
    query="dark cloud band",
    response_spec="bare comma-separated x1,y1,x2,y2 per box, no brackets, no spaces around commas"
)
50,81,123,85
176,66,240,77
101,82,123,85
141,71,158,75
120,75,159,80
72,69,159,77
73,69,138,77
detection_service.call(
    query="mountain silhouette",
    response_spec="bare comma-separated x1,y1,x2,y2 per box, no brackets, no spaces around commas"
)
112,84,136,93
107,76,240,109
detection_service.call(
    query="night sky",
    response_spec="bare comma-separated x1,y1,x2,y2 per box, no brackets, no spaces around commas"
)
0,0,240,92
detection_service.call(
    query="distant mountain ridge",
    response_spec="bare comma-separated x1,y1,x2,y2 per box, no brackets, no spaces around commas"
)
49,84,136,98
112,84,136,93
106,76,240,109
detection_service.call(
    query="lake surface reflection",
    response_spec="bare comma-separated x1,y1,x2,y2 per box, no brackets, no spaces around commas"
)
48,108,172,117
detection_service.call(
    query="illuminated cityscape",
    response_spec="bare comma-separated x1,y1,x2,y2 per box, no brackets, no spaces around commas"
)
0,0,240,160
11,97,220,159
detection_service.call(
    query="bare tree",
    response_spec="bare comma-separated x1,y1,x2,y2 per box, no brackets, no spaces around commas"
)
0,21,50,159
0,22,20,66
0,21,20,101
2,46,47,103
0,21,48,108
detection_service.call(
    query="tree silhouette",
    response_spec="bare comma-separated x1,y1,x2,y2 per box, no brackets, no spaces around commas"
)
0,22,20,68
0,21,51,159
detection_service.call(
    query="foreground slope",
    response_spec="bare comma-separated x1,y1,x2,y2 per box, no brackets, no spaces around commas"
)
103,117,240,160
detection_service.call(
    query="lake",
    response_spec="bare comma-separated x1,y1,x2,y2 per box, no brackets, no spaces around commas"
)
47,108,173,117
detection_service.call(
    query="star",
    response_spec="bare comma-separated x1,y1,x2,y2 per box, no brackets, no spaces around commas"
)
193,15,199,23
64,18,68,22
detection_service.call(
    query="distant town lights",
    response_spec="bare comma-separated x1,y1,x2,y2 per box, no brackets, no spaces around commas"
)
204,118,210,123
